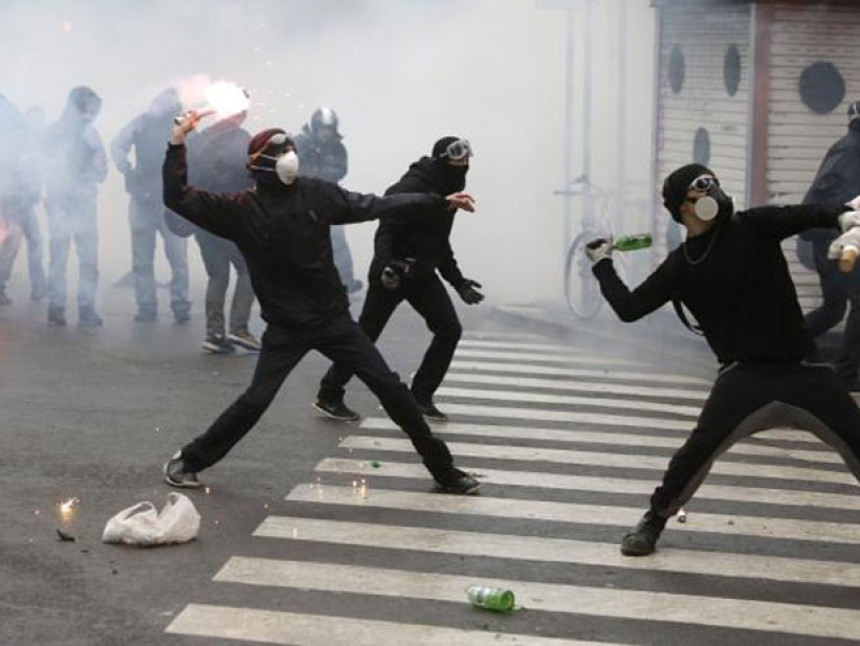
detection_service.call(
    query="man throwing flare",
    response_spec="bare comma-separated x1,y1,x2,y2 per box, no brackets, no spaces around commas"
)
161,111,479,495
586,162,860,556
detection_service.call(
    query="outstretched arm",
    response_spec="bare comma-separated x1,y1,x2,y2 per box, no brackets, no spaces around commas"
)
327,185,474,224
592,257,673,322
737,203,846,241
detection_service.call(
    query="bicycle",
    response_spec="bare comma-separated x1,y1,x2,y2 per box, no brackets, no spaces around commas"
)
555,176,627,319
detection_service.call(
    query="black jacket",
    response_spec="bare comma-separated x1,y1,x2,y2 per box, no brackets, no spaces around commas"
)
163,144,447,327
593,204,845,365
294,125,348,184
371,156,466,288
800,123,860,246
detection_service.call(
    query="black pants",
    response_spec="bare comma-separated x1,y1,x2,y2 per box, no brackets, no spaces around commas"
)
180,312,454,479
650,362,860,518
319,274,462,404
805,238,860,385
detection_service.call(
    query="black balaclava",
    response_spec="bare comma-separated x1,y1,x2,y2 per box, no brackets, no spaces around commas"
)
662,162,733,223
432,135,468,193
67,86,101,123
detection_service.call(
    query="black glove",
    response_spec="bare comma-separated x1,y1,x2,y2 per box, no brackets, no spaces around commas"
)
380,259,415,290
458,279,484,305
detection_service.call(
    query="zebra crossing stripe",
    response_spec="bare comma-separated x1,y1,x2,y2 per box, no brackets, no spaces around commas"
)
358,418,841,464
314,458,860,511
445,371,708,402
285,484,860,545
456,348,645,368
215,557,860,641
339,436,856,485
424,402,694,430
459,338,638,356
450,359,713,386
436,387,701,417
253,515,860,589
166,603,609,645
422,403,826,444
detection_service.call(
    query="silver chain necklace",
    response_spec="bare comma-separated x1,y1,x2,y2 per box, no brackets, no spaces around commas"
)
682,224,721,266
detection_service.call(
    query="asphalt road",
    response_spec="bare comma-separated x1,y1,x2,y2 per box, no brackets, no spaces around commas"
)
2,284,860,646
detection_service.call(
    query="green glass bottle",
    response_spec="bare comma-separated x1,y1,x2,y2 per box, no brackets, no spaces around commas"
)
613,233,652,252
465,585,515,612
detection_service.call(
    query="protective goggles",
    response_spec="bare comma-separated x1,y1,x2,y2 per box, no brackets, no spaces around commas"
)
249,132,292,164
439,139,473,161
688,175,719,193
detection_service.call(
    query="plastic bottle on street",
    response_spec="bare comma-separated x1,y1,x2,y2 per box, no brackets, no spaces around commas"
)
613,233,652,252
465,585,515,612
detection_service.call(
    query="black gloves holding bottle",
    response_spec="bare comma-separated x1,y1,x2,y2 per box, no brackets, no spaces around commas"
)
458,279,484,305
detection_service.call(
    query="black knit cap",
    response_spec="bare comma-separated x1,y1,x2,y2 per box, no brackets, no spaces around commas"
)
432,136,460,160
662,163,716,222
247,127,291,158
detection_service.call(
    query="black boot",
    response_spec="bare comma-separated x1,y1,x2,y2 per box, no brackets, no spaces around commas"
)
48,306,66,327
78,306,104,329
621,510,666,556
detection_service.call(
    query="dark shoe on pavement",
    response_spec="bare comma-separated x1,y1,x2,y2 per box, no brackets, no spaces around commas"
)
620,510,666,556
78,307,104,328
313,398,360,422
202,333,236,354
172,302,191,325
416,400,448,422
134,305,157,322
0,290,11,306
434,467,480,495
48,306,66,327
163,451,203,489
228,330,262,352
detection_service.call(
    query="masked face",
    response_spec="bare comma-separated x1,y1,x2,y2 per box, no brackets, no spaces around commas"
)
685,175,733,222
274,151,299,185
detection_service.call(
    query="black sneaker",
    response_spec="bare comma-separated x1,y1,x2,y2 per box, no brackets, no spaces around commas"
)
434,467,480,495
48,306,66,327
620,510,666,556
0,290,11,306
134,306,157,322
163,451,203,489
202,333,235,354
172,303,191,325
313,398,360,422
79,308,104,328
416,400,448,422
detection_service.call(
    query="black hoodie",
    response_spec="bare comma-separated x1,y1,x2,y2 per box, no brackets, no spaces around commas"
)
372,156,467,289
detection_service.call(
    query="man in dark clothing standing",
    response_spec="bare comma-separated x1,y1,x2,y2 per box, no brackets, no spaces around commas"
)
185,111,258,353
294,107,360,293
315,136,483,422
111,88,191,323
44,86,108,328
161,115,479,495
587,162,860,556
799,101,860,390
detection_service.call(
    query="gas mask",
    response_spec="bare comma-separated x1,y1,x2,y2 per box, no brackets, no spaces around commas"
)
248,132,300,185
686,175,733,222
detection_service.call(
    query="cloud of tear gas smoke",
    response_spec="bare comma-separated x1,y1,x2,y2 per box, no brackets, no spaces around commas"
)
0,0,655,306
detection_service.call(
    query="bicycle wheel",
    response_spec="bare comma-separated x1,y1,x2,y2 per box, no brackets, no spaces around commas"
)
564,232,605,319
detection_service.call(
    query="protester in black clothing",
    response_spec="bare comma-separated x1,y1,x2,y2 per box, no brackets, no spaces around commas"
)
111,88,191,323
294,107,360,293
0,94,28,305
44,86,108,328
185,112,258,353
799,101,860,391
315,136,483,422
586,162,860,556
161,114,479,495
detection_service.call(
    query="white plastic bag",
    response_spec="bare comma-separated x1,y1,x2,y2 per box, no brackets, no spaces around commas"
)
102,493,201,546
